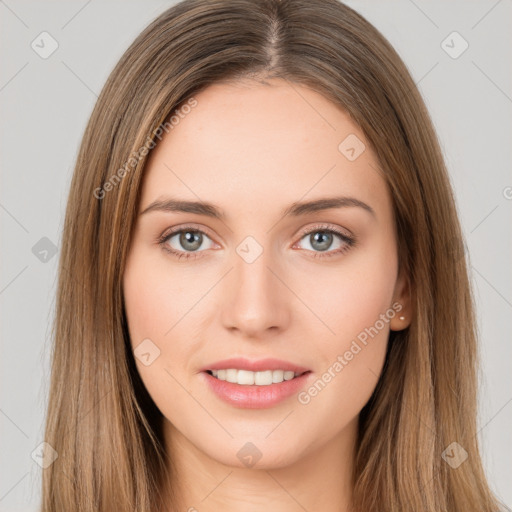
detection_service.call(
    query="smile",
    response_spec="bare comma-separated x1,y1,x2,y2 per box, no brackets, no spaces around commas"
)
202,370,313,409
206,369,307,386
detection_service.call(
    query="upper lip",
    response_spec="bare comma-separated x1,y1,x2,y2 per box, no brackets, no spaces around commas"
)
201,357,311,374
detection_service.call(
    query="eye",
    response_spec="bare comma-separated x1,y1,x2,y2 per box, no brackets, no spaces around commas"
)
293,224,356,259
157,223,356,261
158,224,217,260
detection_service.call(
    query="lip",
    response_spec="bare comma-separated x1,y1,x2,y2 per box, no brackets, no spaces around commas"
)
200,357,311,374
201,370,313,409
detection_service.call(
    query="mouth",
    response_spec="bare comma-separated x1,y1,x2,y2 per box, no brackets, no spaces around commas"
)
205,368,311,386
201,367,313,409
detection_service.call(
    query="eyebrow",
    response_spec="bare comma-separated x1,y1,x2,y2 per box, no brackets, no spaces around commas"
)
139,196,376,219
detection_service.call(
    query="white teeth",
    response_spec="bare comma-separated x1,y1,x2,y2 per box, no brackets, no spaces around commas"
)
210,369,302,385
255,370,272,385
272,369,284,383
237,370,255,385
225,369,238,383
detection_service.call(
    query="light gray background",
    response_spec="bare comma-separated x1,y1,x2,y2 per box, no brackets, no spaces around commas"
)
1,1,511,510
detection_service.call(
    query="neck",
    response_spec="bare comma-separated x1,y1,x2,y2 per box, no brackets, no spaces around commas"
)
160,417,357,512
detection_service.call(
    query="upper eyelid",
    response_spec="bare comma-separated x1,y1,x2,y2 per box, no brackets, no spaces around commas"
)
163,223,216,239
296,223,353,239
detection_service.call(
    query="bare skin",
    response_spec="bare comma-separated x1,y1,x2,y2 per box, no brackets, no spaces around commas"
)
122,78,411,512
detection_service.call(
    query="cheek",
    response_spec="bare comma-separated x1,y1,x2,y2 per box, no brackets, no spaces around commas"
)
122,252,202,415
292,241,397,412
122,248,215,389
298,243,397,345
123,249,197,346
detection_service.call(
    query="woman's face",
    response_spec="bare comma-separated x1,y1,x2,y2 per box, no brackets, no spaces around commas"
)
123,78,410,470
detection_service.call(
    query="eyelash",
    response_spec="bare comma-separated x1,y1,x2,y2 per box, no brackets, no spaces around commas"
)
157,223,356,261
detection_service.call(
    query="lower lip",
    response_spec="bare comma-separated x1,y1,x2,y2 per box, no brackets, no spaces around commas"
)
201,371,313,409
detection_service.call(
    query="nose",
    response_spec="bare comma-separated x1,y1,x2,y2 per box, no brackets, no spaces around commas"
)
220,247,291,339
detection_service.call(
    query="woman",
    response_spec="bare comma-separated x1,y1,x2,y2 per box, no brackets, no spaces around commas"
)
41,0,503,510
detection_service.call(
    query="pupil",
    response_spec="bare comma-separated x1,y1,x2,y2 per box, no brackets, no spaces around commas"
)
181,231,202,251
311,231,332,252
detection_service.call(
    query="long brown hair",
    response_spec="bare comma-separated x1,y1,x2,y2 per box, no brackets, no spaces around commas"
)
42,0,502,510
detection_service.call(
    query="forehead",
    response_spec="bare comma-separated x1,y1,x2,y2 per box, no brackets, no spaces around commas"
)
139,79,390,220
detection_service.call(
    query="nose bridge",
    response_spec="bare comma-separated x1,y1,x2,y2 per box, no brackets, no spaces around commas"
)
235,245,273,295
221,238,289,335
